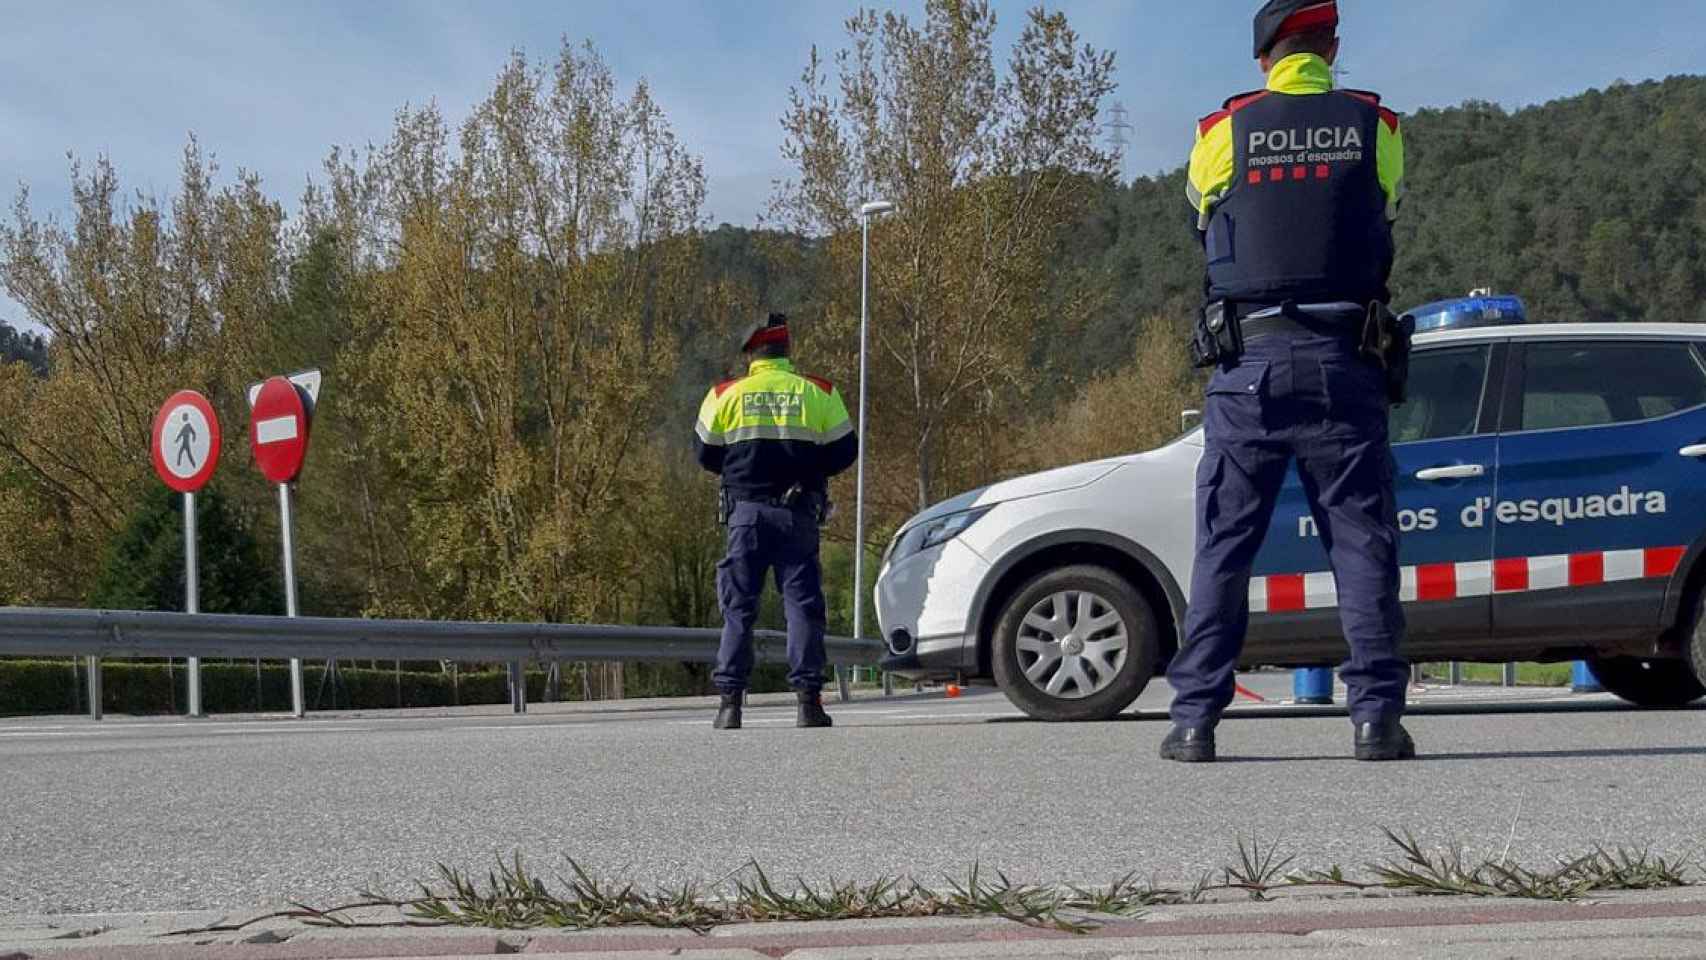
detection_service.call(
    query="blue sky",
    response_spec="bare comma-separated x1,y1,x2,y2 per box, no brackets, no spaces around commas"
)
4,1,1704,331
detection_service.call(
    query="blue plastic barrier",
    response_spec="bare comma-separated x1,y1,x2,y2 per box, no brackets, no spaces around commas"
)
1571,660,1603,693
1293,666,1334,704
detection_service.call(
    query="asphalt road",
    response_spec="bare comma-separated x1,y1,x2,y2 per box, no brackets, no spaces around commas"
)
2,676,1703,916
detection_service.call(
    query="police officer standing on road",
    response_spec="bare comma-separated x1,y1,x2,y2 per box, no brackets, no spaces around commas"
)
1163,0,1416,763
694,313,859,730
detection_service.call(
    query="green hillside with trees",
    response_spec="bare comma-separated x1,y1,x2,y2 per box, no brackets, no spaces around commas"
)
1,0,1702,709
0,322,46,374
1047,73,1706,386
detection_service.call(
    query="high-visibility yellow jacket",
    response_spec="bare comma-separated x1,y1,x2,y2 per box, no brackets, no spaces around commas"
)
694,358,858,499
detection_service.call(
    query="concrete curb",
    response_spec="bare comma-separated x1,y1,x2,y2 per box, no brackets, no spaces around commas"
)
8,887,1706,959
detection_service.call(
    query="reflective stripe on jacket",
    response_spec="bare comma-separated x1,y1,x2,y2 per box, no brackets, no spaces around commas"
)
694,358,858,499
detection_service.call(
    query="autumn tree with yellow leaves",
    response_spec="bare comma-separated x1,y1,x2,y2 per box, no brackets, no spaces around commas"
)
300,42,709,624
771,0,1118,534
0,145,288,602
0,13,1146,659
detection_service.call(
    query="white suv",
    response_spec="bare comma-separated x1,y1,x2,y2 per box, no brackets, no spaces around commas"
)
874,321,1706,720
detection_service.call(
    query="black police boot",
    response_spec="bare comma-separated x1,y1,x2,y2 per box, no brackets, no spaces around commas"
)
1158,724,1216,763
796,690,833,728
713,693,742,730
1354,717,1416,761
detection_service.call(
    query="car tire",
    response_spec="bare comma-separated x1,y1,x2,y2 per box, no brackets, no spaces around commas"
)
990,564,1158,721
1689,592,1706,693
1587,654,1706,708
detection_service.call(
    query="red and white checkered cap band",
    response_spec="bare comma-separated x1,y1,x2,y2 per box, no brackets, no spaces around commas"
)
1250,546,1686,613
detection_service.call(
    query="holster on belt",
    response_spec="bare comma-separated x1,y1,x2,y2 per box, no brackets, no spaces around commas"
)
781,484,834,527
716,486,731,527
1360,301,1415,405
1192,300,1244,368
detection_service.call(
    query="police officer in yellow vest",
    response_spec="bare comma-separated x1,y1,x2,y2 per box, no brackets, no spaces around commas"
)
1163,0,1415,763
694,313,859,730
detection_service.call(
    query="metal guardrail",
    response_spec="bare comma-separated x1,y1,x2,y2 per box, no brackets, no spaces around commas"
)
0,607,881,719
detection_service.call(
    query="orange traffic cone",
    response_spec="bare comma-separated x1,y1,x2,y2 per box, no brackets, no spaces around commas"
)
945,683,962,698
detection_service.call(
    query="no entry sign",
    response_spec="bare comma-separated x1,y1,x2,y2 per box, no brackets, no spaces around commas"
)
150,390,221,493
249,376,312,484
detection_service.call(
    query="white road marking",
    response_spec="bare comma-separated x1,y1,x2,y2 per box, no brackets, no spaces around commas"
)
663,709,1018,726
204,726,375,736
462,723,591,731
667,718,795,726
882,711,1017,720
0,701,1007,735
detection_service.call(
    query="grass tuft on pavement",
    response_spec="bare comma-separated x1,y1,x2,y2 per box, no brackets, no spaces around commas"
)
168,829,1701,938
1367,828,1693,900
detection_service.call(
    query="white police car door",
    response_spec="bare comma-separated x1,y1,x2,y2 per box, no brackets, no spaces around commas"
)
1491,337,1706,643
1247,342,1500,659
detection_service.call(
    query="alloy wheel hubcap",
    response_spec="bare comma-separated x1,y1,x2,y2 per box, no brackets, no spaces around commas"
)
1014,590,1129,700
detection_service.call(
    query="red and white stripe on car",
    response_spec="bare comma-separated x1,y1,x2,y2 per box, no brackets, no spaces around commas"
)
1250,546,1686,613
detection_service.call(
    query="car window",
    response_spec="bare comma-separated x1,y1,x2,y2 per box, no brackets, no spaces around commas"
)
1520,341,1706,431
1390,345,1489,444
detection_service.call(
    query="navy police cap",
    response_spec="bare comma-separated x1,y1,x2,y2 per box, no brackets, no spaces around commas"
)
1254,0,1339,58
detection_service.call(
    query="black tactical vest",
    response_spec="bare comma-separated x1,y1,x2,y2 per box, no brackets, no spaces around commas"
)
1204,88,1393,306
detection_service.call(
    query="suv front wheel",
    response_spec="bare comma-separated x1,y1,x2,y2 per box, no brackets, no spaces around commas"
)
1688,591,1706,695
990,564,1159,721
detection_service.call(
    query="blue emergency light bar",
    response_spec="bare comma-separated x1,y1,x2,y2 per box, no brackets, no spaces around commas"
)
1404,293,1528,332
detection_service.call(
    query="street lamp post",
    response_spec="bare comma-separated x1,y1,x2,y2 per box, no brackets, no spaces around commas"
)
854,199,894,700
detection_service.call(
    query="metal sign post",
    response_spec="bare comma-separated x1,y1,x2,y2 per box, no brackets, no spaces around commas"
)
184,491,202,717
508,660,527,714
279,481,304,717
85,655,101,721
854,200,894,701
249,371,320,720
151,390,221,720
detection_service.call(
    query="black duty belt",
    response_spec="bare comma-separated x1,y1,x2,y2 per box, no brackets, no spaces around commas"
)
1239,306,1362,342
736,492,821,509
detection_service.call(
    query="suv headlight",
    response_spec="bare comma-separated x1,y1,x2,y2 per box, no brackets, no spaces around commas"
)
891,506,993,562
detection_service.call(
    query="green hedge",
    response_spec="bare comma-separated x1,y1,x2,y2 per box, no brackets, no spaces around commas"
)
0,658,791,716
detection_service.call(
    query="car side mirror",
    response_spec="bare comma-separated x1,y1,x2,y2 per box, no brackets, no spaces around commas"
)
1180,408,1202,432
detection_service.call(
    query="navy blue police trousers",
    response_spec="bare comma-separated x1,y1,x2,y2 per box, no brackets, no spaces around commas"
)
715,499,829,693
1167,334,1409,728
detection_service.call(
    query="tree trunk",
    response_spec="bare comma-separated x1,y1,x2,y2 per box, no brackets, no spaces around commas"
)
915,419,935,512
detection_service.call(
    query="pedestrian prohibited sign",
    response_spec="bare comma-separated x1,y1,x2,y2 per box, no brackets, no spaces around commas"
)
248,375,314,484
150,390,221,493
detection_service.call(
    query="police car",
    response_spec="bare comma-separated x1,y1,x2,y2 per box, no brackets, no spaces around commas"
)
875,296,1706,720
